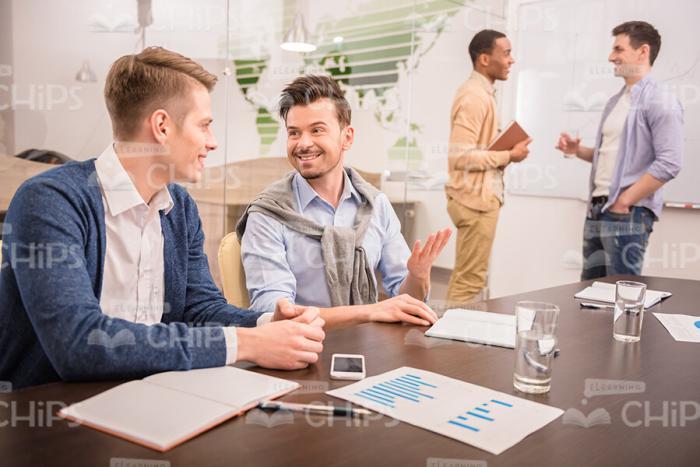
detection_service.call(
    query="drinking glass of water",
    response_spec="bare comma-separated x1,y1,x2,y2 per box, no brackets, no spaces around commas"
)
613,280,647,343
513,301,560,394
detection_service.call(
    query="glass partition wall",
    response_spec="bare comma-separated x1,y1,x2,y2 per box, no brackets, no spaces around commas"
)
1,0,504,301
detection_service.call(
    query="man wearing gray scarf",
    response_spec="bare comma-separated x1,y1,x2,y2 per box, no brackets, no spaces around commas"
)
238,75,451,329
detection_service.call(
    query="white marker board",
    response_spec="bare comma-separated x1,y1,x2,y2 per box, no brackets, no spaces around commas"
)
507,0,699,206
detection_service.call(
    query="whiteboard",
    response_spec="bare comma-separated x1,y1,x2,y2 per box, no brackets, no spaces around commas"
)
506,0,699,205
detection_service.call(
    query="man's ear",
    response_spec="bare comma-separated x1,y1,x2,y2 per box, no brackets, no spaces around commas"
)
477,52,490,69
639,43,650,63
150,109,171,144
341,125,355,151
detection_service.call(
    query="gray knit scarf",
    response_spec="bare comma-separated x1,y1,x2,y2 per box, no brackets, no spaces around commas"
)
236,167,380,306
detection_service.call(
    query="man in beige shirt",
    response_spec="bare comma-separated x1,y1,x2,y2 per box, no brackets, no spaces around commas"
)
445,29,531,302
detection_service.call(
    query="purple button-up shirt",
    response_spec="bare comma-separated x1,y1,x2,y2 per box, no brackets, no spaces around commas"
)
590,73,684,218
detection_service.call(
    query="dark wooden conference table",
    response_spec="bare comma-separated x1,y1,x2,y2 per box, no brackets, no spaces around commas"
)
1,275,699,466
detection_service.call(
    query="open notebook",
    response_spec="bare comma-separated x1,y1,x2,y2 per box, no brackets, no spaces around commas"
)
574,281,672,309
59,367,299,451
425,309,515,348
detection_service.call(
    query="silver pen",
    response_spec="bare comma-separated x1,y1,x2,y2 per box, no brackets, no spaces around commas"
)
258,401,371,417
579,302,613,309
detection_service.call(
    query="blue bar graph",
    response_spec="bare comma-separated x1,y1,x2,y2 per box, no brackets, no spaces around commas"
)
448,398,513,432
490,399,513,407
448,420,479,432
354,373,438,408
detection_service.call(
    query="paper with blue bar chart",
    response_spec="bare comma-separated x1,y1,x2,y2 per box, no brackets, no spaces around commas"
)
327,367,563,455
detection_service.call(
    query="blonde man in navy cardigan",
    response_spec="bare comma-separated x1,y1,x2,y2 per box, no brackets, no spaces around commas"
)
0,47,325,389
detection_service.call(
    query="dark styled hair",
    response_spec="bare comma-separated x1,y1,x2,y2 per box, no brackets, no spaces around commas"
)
612,21,661,66
468,29,506,66
278,74,351,127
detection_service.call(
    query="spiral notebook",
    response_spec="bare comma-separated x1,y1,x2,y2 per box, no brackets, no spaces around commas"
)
59,367,299,451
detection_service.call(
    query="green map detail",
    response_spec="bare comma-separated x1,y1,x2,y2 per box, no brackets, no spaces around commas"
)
234,58,267,96
308,0,462,100
307,0,463,167
234,58,280,154
256,107,278,155
229,0,467,162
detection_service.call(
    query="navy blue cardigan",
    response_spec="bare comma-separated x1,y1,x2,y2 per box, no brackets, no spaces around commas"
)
0,160,262,389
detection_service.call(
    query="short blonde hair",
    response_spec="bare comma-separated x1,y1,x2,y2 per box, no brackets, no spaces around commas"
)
104,47,217,139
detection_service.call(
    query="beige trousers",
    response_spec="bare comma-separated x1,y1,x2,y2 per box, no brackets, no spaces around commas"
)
446,197,500,303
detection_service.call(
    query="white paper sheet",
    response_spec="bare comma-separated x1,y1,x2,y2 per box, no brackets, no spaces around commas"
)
327,367,563,455
425,309,515,348
652,313,700,343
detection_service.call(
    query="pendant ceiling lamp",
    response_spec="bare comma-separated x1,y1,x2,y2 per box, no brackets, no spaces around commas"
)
281,12,316,53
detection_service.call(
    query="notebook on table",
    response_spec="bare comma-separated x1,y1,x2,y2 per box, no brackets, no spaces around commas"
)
574,281,672,309
425,308,516,348
59,366,299,452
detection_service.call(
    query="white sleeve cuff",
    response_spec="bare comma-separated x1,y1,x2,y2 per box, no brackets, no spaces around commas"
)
222,327,238,365
256,312,274,326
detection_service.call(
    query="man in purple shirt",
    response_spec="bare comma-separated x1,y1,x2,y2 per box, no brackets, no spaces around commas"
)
556,21,683,279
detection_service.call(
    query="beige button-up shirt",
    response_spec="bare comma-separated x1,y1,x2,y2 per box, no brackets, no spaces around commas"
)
445,71,510,212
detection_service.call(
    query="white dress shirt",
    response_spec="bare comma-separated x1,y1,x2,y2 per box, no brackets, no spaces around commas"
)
94,144,239,363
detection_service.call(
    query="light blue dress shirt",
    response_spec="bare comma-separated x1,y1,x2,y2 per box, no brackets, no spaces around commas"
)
591,74,683,218
241,170,411,312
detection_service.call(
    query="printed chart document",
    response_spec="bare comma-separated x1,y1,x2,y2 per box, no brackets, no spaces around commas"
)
327,367,563,455
425,309,515,348
59,367,299,451
575,281,671,309
653,313,700,343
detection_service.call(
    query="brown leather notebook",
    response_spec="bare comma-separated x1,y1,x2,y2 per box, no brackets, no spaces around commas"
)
488,121,530,151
